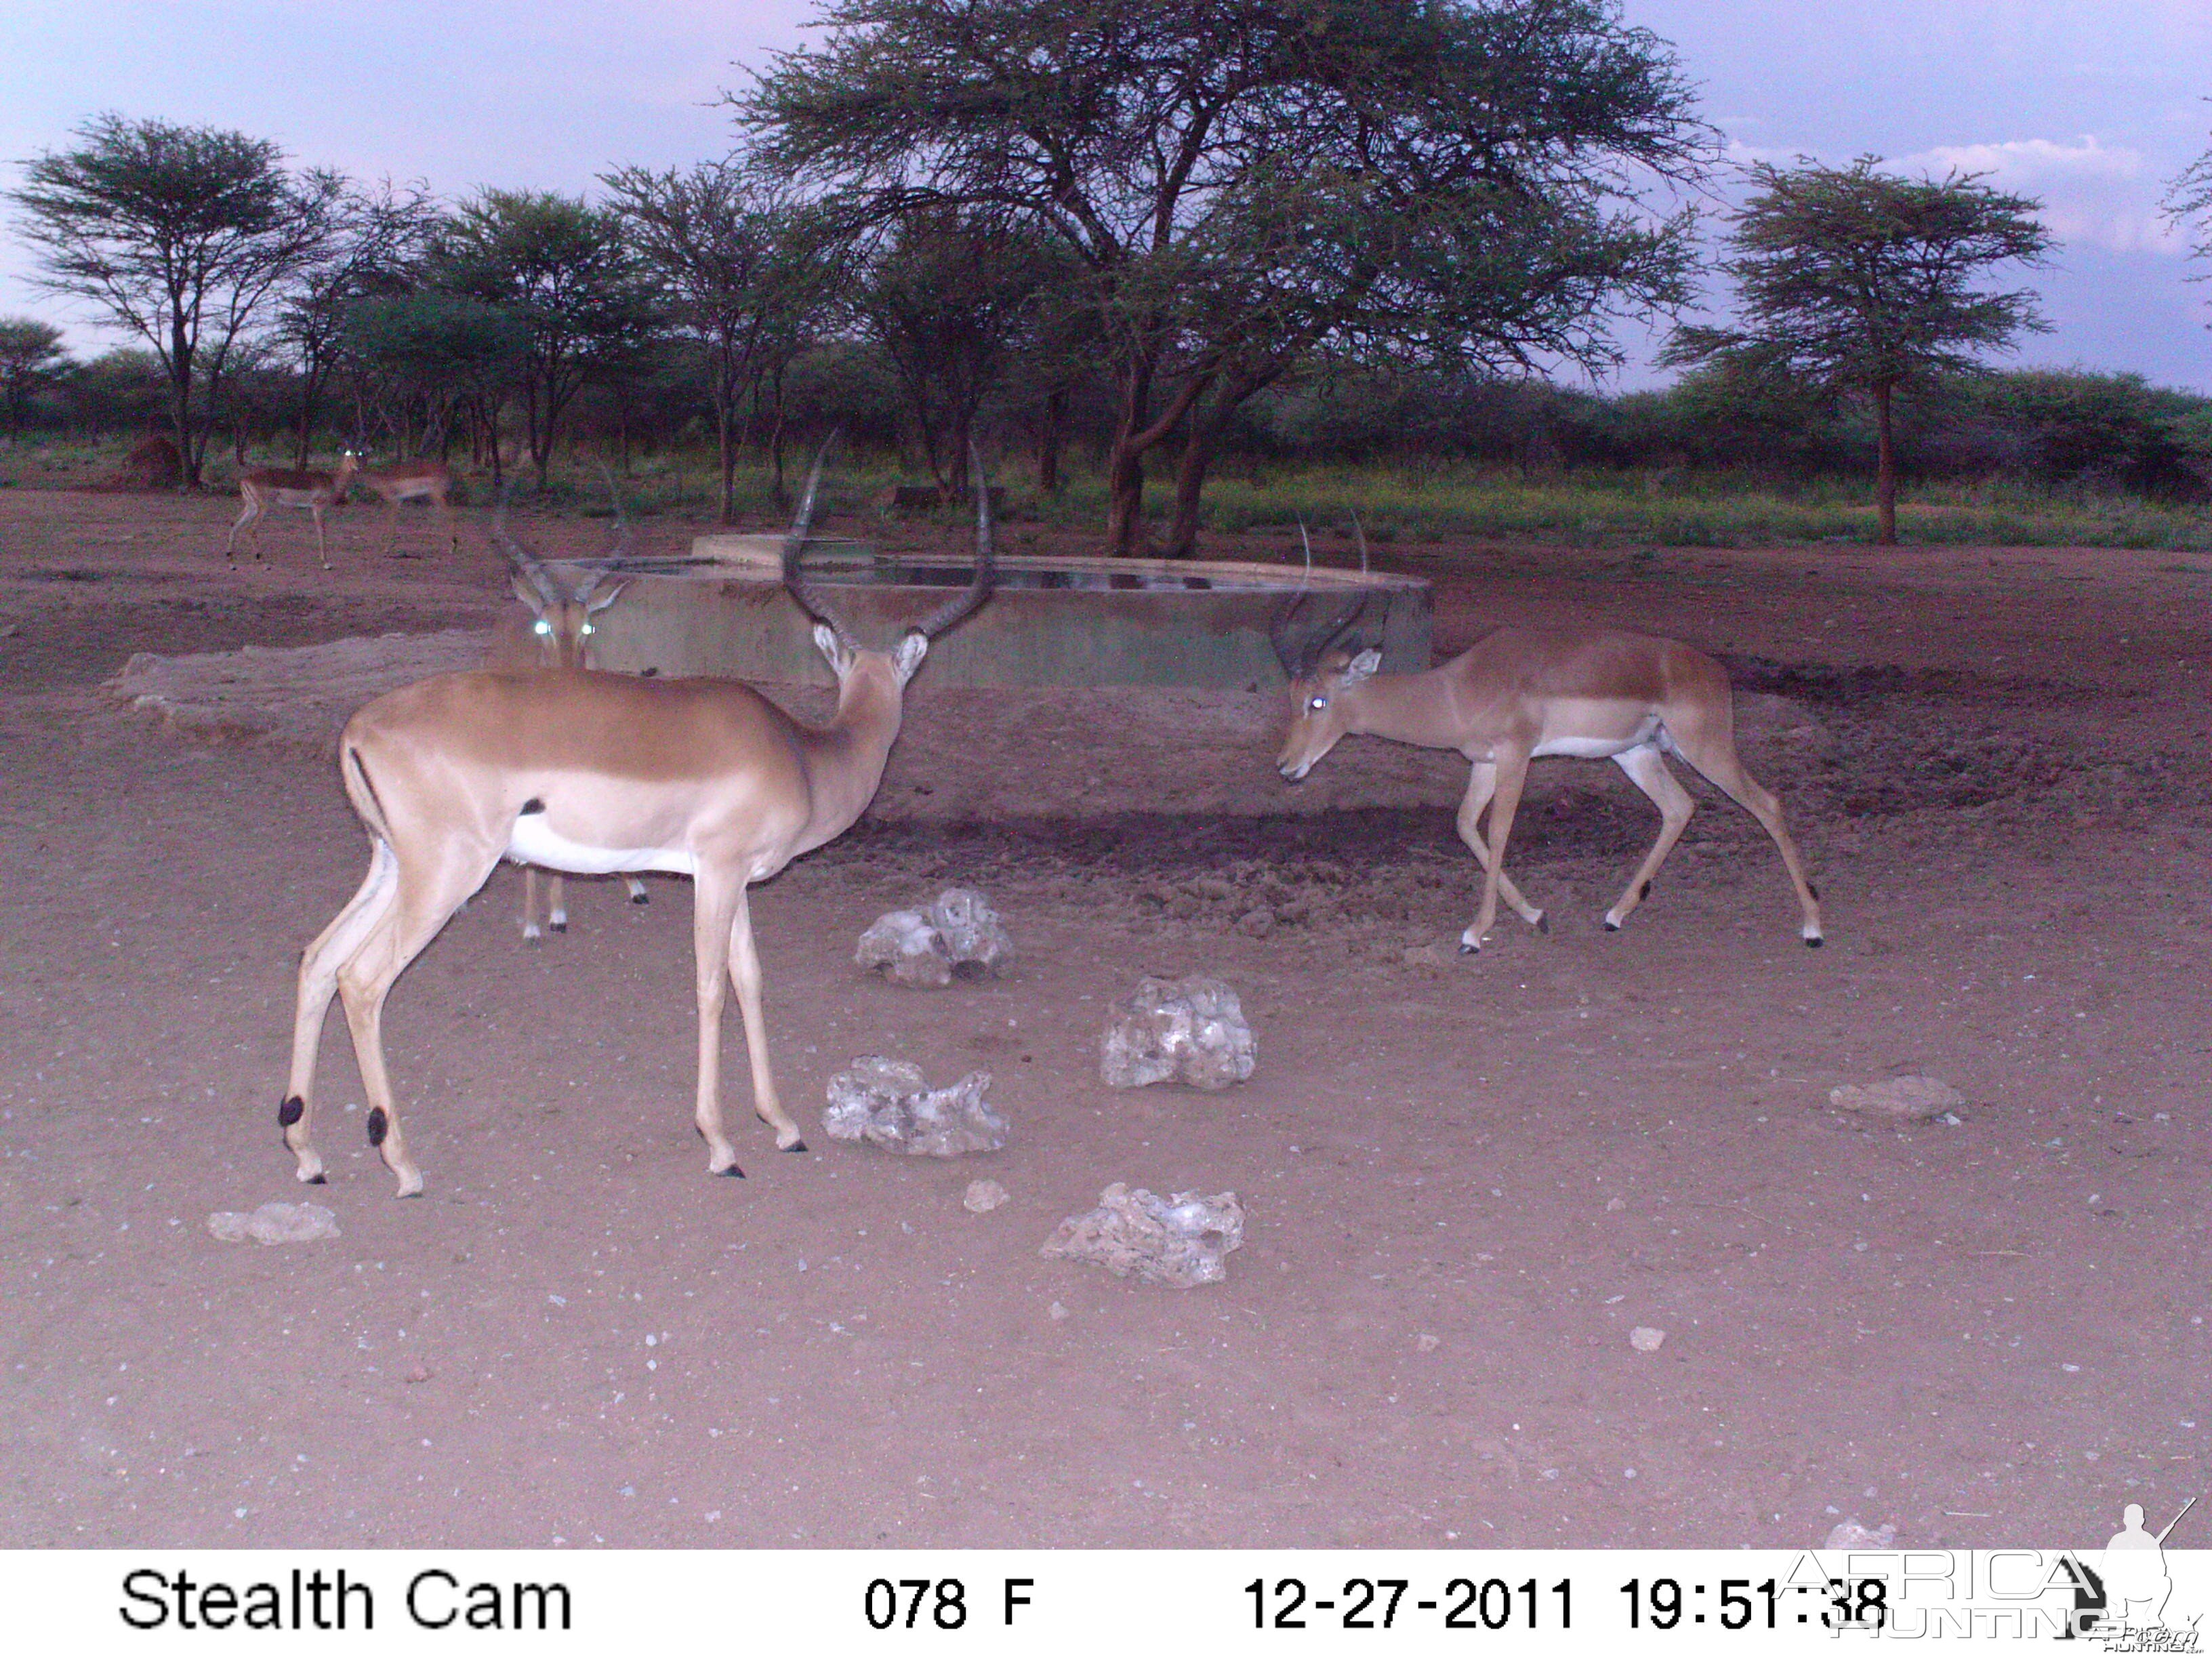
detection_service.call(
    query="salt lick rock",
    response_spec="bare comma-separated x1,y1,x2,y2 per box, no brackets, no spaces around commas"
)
822,1057,1007,1155
1099,974,1256,1090
856,888,1012,987
1041,1183,1245,1288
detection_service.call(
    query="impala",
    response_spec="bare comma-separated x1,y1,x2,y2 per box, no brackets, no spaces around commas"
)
1271,537,1822,954
226,451,361,569
354,459,458,556
491,493,647,938
279,445,995,1195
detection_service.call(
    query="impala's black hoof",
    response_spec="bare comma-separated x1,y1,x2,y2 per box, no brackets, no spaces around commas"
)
783,1139,808,1154
549,920,567,934
1603,919,1621,933
1458,941,1480,956
305,1172,327,1185
1536,914,1551,935
716,1164,747,1179
630,892,650,905
1805,936,1824,949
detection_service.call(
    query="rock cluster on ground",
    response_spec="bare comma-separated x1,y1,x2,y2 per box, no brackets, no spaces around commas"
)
855,888,1012,987
1829,1075,1964,1122
206,1202,341,1245
1099,974,1256,1090
1041,1183,1245,1288
821,1057,1007,1155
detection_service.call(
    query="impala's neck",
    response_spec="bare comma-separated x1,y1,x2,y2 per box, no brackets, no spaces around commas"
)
1342,667,1468,751
792,670,907,853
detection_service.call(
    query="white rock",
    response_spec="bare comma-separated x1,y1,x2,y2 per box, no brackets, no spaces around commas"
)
1823,1519,1898,1549
928,888,1012,976
1829,1076,1964,1122
855,888,1012,987
1629,1326,1666,1353
962,1179,1009,1214
1099,975,1256,1090
207,1202,340,1246
822,1057,1006,1155
1042,1183,1244,1288
855,910,953,987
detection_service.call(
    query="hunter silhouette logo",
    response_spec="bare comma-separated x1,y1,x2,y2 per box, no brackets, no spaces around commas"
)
2078,1496,2199,1645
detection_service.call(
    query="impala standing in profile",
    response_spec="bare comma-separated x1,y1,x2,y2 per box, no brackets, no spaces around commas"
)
279,445,996,1195
1272,537,1822,954
353,459,458,556
225,451,361,569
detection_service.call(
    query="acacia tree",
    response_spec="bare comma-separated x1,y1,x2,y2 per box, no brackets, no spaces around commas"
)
342,292,529,482
740,0,1704,554
602,163,839,521
435,189,657,488
7,115,343,485
0,318,70,436
275,178,439,464
853,207,1059,491
1664,157,2053,545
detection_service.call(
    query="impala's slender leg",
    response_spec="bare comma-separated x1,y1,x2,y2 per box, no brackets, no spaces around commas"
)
1603,744,1696,932
625,878,649,905
520,867,545,942
726,886,804,1153
1454,761,1546,935
548,874,567,931
336,840,499,1197
281,840,399,1183
1460,746,1532,953
689,871,746,1176
1662,717,1824,945
224,495,260,561
310,506,332,571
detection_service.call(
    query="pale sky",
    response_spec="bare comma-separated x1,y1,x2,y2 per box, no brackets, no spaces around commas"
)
3,0,2208,390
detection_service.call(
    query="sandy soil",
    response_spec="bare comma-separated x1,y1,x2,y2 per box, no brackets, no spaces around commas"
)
1,485,2207,1550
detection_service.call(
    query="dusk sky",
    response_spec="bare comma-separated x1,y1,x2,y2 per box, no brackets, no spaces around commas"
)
3,0,2208,390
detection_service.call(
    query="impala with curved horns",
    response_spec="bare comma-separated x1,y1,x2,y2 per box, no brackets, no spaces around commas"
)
1272,528,1822,954
491,477,647,937
279,441,996,1195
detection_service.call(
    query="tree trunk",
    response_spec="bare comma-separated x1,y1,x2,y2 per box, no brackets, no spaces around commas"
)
1036,388,1064,495
768,364,788,510
715,337,737,527
1163,417,1226,560
1873,380,1898,546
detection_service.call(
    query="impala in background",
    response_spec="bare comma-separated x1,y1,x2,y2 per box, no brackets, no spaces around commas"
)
225,451,360,569
353,459,458,557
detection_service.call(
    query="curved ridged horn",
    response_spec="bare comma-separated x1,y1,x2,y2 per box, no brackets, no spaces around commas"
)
779,436,848,641
493,482,562,607
1270,518,1374,678
573,459,631,607
911,441,997,640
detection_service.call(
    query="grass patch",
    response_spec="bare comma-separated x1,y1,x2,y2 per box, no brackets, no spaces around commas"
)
8,439,2212,551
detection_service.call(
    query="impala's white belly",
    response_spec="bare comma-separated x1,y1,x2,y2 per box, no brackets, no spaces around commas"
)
506,817,698,877
1531,703,1662,760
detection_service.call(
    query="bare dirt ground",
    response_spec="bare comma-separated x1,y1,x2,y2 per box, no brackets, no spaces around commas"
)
1,485,2208,1550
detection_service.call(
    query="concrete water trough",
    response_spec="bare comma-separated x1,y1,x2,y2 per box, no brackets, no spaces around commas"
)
544,532,1433,690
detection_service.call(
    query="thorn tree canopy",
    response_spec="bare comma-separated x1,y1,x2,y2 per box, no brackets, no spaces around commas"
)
1663,156,2053,546
8,113,344,487
737,0,1708,555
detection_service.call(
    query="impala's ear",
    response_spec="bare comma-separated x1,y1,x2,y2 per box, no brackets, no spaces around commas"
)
510,574,544,614
813,621,852,675
586,579,627,615
1343,649,1382,685
893,629,929,686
